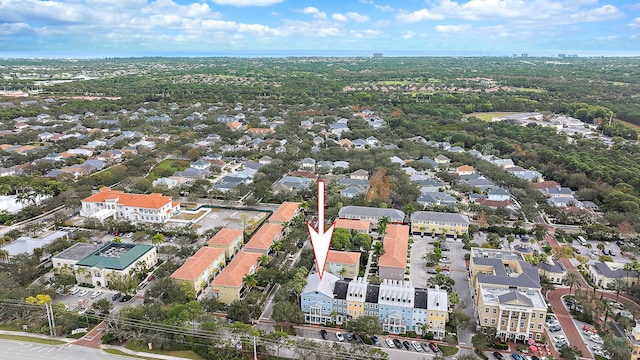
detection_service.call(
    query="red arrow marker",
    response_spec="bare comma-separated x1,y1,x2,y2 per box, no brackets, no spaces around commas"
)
307,180,335,280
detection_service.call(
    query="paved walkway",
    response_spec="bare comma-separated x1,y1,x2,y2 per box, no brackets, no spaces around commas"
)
72,320,107,349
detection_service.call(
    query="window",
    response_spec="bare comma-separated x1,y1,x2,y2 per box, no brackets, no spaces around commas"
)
484,318,488,324
530,323,534,328
539,313,544,318
493,309,497,314
501,320,505,325
492,319,496,325
485,308,489,313
538,324,542,330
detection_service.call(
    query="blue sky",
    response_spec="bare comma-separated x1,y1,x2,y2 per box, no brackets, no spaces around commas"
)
1,0,640,55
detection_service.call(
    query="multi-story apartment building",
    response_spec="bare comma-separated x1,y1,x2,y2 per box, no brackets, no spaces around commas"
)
80,187,180,224
410,211,469,238
244,223,283,254
211,251,261,305
326,250,360,279
469,248,547,342
207,228,244,260
334,218,371,234
171,247,226,298
301,273,448,336
379,224,409,281
268,201,301,225
337,206,405,226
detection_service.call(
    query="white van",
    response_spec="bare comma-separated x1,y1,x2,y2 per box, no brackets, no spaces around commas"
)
578,236,587,246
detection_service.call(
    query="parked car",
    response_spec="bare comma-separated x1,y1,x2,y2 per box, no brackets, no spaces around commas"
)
385,338,395,348
427,269,438,274
589,334,604,344
78,289,89,297
354,334,363,343
440,257,451,264
512,353,524,360
421,343,431,352
335,332,344,342
553,335,566,343
111,293,121,301
440,245,450,251
371,335,381,345
320,329,328,340
69,288,80,295
393,338,402,349
402,340,412,351
531,356,540,360
548,323,561,332
583,325,597,334
429,342,439,352
345,332,354,341
90,291,102,299
411,341,422,352
494,352,505,360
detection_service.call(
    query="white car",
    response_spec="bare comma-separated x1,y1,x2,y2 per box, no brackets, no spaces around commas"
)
592,345,603,351
553,335,566,343
411,341,422,352
590,335,604,344
90,291,102,299
78,289,89,297
69,288,80,295
385,338,395,348
335,332,344,342
440,257,451,264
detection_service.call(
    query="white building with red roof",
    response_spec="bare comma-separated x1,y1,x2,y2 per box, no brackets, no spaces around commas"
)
80,187,180,224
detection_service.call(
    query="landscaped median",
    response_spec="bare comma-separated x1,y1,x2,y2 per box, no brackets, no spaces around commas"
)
0,333,69,345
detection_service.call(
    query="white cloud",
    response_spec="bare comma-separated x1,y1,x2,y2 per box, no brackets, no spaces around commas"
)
434,24,472,33
401,31,416,39
209,0,284,6
0,22,32,35
628,2,640,10
301,6,327,19
562,5,622,23
358,0,395,12
346,12,369,22
630,17,640,28
332,13,348,22
396,9,444,23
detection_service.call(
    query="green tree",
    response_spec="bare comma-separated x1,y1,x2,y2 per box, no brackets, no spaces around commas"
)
243,274,258,290
92,298,114,315
562,272,580,295
448,309,471,332
607,278,627,301
151,233,165,245
603,336,632,360
272,301,304,324
331,228,351,250
344,315,383,336
107,273,139,297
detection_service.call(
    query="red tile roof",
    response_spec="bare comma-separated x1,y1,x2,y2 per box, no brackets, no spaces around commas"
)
335,218,370,232
171,247,225,282
245,223,283,252
532,181,561,189
208,228,244,246
212,251,261,287
379,224,409,269
327,250,360,266
82,187,176,209
269,202,300,224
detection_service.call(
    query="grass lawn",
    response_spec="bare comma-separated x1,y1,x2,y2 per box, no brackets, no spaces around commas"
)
172,210,207,221
126,341,204,360
466,112,518,121
438,344,459,356
103,349,158,360
0,334,67,345
147,159,191,181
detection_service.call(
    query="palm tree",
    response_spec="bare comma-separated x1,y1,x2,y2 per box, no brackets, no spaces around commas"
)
377,216,390,240
603,337,631,360
243,274,258,290
623,262,635,287
338,267,347,279
607,278,627,301
259,255,270,266
596,242,605,254
563,271,580,295
0,249,9,262
373,242,385,257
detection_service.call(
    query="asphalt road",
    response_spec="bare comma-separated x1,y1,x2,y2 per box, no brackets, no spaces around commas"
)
0,340,129,360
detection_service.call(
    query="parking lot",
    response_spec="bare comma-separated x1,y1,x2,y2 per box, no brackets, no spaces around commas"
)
53,284,144,314
193,207,269,235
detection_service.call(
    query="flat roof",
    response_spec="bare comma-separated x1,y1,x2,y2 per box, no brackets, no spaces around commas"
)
52,243,102,261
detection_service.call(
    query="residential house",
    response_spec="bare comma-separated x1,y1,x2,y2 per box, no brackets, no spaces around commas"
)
227,121,243,131
379,224,409,281
350,169,369,180
419,156,439,169
487,188,511,202
80,187,180,224
170,247,226,298
425,288,449,339
434,155,450,165
338,139,353,150
346,277,379,319
272,176,312,193
456,165,475,176
417,192,457,208
301,272,340,325
340,185,368,199
207,228,244,260
538,259,567,285
211,251,261,305
244,223,283,254
352,139,367,149
269,202,301,225
410,211,469,238
326,250,361,279
74,242,157,288
300,157,316,171
448,146,464,153
152,177,180,189
377,279,415,334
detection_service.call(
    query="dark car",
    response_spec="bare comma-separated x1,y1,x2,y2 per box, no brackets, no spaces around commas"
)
402,340,412,351
429,342,439,352
393,338,403,349
346,332,354,341
531,356,540,360
371,335,381,345
512,353,524,360
111,293,121,301
320,329,328,340
421,343,431,352
440,245,450,251
119,295,133,302
354,334,363,343
616,240,624,247
494,352,505,360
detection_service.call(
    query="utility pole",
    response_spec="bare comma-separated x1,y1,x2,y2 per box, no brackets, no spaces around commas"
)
253,336,257,360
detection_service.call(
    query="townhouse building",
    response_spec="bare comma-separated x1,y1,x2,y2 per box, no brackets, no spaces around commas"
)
410,211,469,238
377,279,415,334
244,223,283,254
379,224,409,281
207,228,244,260
337,206,405,226
300,272,340,325
334,218,371,234
269,202,301,225
325,250,360,279
211,251,261,305
171,247,226,298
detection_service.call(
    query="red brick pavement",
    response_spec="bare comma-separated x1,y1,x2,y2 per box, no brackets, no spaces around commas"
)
72,320,107,349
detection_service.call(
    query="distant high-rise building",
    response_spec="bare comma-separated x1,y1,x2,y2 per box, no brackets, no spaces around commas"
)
558,54,566,58
373,52,384,58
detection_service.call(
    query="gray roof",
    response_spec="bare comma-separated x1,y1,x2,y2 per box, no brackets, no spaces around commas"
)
302,272,340,298
338,206,405,223
474,257,541,289
52,243,102,261
366,284,380,303
538,260,566,274
414,288,429,309
498,291,533,306
333,280,350,300
410,211,469,225
591,262,640,279
417,192,457,205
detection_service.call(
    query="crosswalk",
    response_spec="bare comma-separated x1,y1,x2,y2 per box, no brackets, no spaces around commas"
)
20,343,72,353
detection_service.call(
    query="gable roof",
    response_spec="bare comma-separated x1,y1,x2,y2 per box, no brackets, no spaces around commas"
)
171,247,225,281
82,187,174,209
245,223,283,252
207,228,243,246
270,202,300,224
474,257,541,289
211,251,261,287
378,224,409,269
302,272,340,298
498,291,533,306
334,218,370,232
76,242,154,270
327,250,361,266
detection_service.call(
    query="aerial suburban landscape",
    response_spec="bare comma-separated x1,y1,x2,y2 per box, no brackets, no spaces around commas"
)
0,55,639,360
